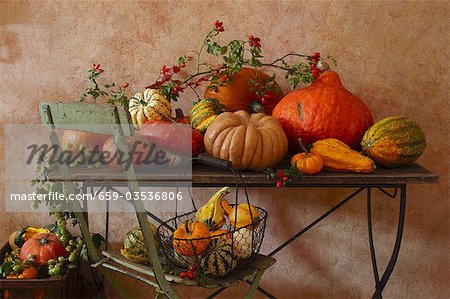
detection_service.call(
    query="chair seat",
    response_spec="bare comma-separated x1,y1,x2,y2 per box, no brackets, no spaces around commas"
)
94,251,276,289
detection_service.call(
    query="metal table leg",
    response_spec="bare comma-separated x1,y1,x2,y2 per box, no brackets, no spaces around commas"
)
370,185,407,298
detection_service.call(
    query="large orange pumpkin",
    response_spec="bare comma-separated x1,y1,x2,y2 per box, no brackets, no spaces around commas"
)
204,68,283,114
204,110,288,171
272,71,373,151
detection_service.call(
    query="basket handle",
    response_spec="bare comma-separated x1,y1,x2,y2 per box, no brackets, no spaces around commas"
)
198,153,233,170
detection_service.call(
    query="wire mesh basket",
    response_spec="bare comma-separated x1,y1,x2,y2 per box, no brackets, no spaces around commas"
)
157,154,268,278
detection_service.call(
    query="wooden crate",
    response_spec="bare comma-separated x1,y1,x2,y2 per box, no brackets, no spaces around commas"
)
0,243,103,298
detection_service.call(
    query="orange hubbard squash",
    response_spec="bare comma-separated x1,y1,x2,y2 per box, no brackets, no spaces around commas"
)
204,68,283,115
272,71,373,151
204,110,288,171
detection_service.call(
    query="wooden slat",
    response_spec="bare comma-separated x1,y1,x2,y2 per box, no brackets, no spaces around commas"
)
47,162,439,186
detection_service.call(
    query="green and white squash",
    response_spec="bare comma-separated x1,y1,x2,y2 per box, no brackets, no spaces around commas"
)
129,89,172,128
201,238,236,277
120,224,159,264
361,117,426,167
190,98,225,134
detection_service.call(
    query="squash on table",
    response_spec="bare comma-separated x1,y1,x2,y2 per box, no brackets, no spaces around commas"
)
61,130,109,154
172,221,210,257
361,117,426,167
204,110,288,171
291,138,323,175
20,233,69,266
190,98,225,134
201,238,236,277
204,68,283,114
272,71,373,151
129,89,172,128
310,138,375,173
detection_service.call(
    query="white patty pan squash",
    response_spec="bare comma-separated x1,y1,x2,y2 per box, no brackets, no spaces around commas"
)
129,88,172,128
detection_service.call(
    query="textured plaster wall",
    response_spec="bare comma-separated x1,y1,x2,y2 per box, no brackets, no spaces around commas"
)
0,0,448,298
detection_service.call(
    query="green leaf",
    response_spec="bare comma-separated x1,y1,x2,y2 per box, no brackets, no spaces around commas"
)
0,261,12,278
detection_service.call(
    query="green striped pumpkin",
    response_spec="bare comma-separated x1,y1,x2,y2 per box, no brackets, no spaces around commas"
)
201,238,236,277
190,98,225,134
361,117,426,167
120,224,159,264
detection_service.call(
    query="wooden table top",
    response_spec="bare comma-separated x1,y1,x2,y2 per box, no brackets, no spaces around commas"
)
49,162,438,187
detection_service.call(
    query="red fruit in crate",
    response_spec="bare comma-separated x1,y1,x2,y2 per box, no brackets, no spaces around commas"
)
20,233,69,266
272,71,373,151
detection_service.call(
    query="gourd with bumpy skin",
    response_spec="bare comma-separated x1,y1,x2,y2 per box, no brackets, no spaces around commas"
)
204,110,288,171
310,138,375,173
201,238,236,277
196,187,230,230
129,89,172,128
120,224,159,264
190,98,225,134
272,71,373,151
361,117,426,167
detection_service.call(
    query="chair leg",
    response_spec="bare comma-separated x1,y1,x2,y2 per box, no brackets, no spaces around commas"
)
245,270,265,299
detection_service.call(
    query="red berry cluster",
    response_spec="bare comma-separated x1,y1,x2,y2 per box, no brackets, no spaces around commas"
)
261,92,278,112
248,35,261,48
146,57,193,91
92,63,103,74
276,170,289,188
214,20,224,32
309,52,321,78
179,265,196,280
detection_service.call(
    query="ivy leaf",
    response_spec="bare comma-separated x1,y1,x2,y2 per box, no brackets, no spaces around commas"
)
0,261,12,278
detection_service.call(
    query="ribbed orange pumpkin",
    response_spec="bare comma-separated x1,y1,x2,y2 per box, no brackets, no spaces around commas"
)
204,110,288,171
204,68,283,114
272,71,373,151
20,233,69,266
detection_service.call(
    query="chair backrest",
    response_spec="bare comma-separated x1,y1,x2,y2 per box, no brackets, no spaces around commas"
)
39,102,174,295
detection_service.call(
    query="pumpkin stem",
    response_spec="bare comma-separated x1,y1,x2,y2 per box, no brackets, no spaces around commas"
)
297,138,309,154
184,220,191,235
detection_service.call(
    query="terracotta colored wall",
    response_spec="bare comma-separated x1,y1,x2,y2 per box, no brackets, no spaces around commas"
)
0,1,448,298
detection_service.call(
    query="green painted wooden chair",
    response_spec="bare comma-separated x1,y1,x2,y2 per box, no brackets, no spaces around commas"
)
39,102,275,298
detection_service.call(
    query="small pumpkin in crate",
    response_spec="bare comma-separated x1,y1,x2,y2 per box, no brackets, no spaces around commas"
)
9,227,50,250
272,71,373,151
190,98,225,134
204,68,283,114
120,224,159,264
201,238,236,277
129,89,172,128
172,221,210,257
361,117,426,167
20,233,69,266
204,110,288,171
291,138,323,175
6,264,39,279
310,138,375,173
